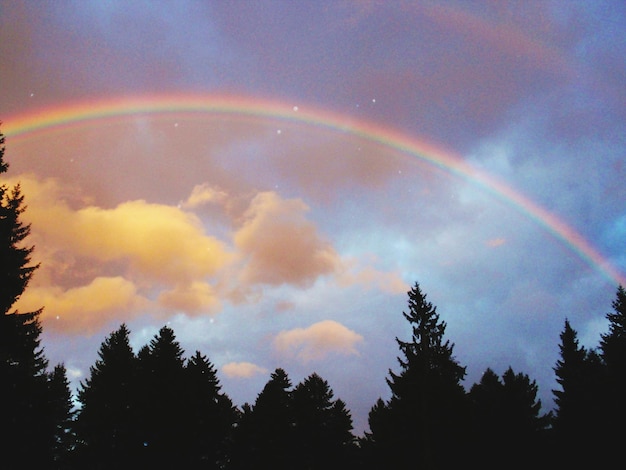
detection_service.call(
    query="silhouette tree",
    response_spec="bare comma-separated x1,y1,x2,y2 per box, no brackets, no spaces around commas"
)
249,368,294,469
228,403,256,470
470,366,550,467
184,350,237,469
135,325,187,468
0,128,72,467
76,324,141,469
47,363,77,469
552,319,604,466
291,373,355,470
598,285,626,461
366,282,468,469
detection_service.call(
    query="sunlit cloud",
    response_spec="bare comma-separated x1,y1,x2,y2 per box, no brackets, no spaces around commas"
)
157,281,221,316
14,174,234,284
273,320,364,363
234,191,340,287
16,276,148,335
222,361,268,379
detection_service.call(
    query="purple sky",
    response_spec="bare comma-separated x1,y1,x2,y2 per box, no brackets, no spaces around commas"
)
1,0,624,435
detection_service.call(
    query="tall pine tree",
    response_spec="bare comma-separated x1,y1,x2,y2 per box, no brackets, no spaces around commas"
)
76,324,141,469
183,350,236,469
135,325,187,468
366,282,468,469
469,366,550,467
0,127,71,467
598,285,626,461
291,373,355,470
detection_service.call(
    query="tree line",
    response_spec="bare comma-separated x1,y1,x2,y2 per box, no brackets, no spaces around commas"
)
2,127,625,469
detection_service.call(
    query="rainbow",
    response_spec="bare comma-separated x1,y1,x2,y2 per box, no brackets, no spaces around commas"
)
3,93,625,287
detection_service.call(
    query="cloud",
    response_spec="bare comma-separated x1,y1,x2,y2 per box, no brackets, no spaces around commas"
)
234,191,340,287
14,174,234,284
273,320,364,363
181,183,229,209
222,361,268,379
338,264,409,294
158,281,221,315
487,238,506,247
15,276,147,335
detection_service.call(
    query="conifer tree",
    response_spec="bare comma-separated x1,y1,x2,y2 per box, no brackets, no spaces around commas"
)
469,366,550,467
135,325,187,468
250,368,294,470
76,324,141,469
48,363,77,468
291,373,355,470
366,282,468,469
598,285,626,460
0,127,70,467
184,350,236,469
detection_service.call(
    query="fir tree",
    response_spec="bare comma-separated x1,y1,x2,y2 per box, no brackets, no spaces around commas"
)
184,350,236,469
135,325,187,468
0,127,70,467
250,368,294,469
366,282,468,469
598,285,626,460
291,373,355,470
48,363,77,469
469,366,550,467
76,324,141,469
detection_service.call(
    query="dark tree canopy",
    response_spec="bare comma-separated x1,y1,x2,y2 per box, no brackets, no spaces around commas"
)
76,324,141,469
291,373,355,470
0,127,72,468
183,350,237,469
366,282,469,469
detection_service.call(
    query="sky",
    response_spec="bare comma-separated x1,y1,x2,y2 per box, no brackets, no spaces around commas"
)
1,0,625,435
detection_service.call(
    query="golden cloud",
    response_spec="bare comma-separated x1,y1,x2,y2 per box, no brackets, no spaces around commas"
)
234,191,340,287
273,320,364,362
14,174,234,283
157,281,221,315
222,361,268,379
15,276,148,335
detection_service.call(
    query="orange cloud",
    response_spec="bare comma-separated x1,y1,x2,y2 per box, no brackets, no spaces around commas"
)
157,281,221,315
273,320,364,362
14,174,234,283
15,276,148,335
234,191,340,287
222,361,268,379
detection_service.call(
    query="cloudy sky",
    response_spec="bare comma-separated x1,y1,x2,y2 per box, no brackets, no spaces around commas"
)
1,0,624,434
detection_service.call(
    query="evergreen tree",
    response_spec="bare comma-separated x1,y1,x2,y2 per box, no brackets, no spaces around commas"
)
291,373,355,470
598,285,626,460
552,319,604,466
228,403,256,470
48,363,77,469
366,282,468,469
135,325,187,468
469,366,550,467
76,324,141,469
249,368,294,469
0,127,70,467
184,350,237,469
